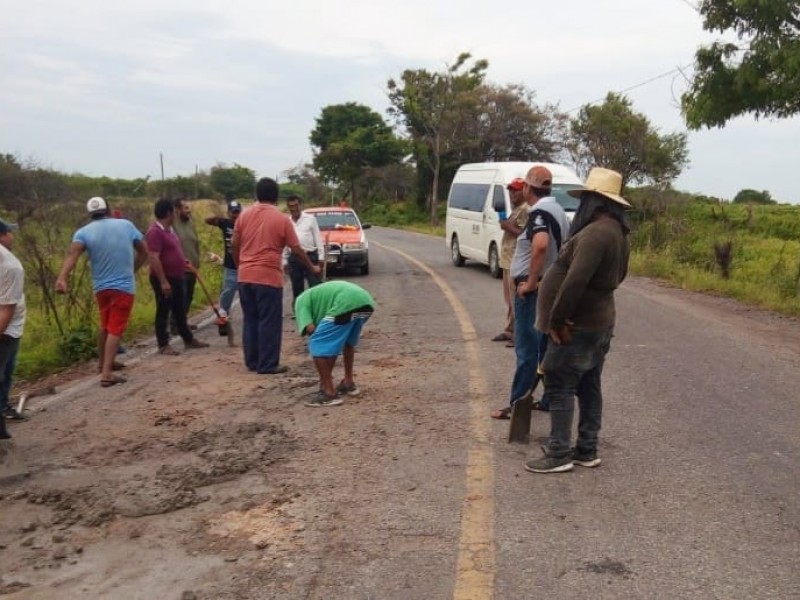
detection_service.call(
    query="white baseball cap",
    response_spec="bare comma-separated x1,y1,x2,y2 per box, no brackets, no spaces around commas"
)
86,196,109,213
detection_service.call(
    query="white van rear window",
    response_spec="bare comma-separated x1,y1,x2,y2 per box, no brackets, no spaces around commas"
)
448,183,490,212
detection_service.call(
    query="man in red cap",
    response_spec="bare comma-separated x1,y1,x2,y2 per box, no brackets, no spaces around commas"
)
492,178,528,346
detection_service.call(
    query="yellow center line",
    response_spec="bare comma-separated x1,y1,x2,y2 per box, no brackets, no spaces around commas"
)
374,242,495,599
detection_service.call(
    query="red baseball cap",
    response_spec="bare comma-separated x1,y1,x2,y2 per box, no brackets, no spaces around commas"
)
506,178,525,191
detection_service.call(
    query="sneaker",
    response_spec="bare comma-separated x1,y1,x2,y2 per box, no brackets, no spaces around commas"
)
158,345,180,356
304,391,343,408
2,407,25,421
524,447,573,474
184,338,209,349
336,381,360,396
572,448,601,468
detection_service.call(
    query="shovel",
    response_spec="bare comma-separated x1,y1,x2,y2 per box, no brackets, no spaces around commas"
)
188,265,230,337
508,368,544,444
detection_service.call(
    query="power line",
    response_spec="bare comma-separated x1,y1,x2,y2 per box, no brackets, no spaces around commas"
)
565,63,694,113
677,0,699,12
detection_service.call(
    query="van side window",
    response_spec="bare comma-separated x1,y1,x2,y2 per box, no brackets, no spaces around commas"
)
448,183,490,212
491,186,506,212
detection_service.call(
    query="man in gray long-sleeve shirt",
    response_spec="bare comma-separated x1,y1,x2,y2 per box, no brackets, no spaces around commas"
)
525,167,631,474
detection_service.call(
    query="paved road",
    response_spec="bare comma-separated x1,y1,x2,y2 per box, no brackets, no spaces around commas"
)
369,226,800,599
3,225,798,599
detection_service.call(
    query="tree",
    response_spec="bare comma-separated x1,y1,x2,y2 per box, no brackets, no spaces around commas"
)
310,102,405,209
209,163,256,199
569,93,689,188
732,188,776,204
465,83,568,164
388,53,487,224
682,0,800,129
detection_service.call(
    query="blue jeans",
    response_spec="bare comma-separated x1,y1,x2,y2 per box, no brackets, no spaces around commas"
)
542,328,613,458
509,290,543,404
288,251,321,304
0,335,20,413
238,283,283,373
219,267,238,315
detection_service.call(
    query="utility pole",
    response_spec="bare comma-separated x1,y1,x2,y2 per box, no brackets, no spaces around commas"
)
160,152,165,182
194,164,199,199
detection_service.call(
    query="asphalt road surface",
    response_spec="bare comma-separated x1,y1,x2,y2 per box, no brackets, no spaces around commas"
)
1,226,798,599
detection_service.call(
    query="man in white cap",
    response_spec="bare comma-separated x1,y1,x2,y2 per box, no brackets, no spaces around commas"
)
525,167,631,474
0,218,25,438
56,197,149,387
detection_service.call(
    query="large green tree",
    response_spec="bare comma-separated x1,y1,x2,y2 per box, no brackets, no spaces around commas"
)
682,0,800,129
388,53,487,224
569,93,689,188
466,83,568,164
209,163,256,199
310,102,405,209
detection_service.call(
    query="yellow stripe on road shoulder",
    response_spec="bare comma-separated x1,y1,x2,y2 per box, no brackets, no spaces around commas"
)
374,242,495,600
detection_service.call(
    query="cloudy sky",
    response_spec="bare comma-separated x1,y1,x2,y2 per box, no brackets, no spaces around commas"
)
2,0,798,203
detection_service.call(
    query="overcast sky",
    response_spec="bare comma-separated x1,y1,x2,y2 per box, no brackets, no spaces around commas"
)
2,0,798,203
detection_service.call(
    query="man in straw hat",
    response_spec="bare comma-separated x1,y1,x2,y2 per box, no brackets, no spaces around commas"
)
525,167,631,474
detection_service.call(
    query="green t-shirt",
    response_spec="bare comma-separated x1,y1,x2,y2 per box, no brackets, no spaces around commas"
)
295,281,376,335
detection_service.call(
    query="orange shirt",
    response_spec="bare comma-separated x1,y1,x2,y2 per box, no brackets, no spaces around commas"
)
233,203,299,287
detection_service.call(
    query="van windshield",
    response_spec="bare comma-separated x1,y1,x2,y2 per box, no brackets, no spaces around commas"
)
552,184,583,212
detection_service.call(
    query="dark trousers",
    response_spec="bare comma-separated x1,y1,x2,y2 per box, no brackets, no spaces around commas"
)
238,283,283,373
0,335,20,437
170,271,197,330
542,328,613,458
0,335,20,413
288,251,321,304
150,275,193,348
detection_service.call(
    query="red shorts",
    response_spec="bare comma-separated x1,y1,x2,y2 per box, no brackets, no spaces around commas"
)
95,290,135,336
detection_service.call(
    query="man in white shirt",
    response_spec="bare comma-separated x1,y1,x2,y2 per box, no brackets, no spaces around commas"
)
286,195,324,305
0,219,26,438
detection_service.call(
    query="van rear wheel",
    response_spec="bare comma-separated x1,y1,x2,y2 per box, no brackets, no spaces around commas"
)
451,236,466,267
488,243,502,279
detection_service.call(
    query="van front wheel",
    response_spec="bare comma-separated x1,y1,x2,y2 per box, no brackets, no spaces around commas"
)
451,236,466,267
488,243,502,279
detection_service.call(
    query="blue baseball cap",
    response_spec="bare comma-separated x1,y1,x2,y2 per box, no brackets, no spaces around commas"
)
0,219,18,234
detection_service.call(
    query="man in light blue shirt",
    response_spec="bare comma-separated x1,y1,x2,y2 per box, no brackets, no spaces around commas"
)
56,197,148,387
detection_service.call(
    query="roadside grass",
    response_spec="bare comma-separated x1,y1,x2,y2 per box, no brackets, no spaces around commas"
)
363,199,800,317
629,201,800,316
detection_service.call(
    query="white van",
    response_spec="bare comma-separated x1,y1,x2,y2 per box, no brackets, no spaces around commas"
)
445,161,583,277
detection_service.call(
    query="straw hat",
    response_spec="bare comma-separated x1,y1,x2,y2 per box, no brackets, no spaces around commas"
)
567,168,630,207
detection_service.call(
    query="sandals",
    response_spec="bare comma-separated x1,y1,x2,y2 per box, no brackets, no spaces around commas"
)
491,333,512,342
101,374,127,388
490,406,512,420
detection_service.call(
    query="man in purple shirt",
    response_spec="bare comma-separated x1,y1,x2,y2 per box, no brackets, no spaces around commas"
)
146,198,209,355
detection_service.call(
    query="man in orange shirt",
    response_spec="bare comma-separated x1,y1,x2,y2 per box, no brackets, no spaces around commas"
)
232,178,321,374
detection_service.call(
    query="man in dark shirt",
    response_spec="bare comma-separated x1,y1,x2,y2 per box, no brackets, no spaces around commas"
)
205,200,242,318
146,198,209,355
171,198,201,334
525,167,631,474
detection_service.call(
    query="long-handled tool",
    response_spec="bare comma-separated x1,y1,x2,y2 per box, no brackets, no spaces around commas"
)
321,233,330,283
189,266,230,337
